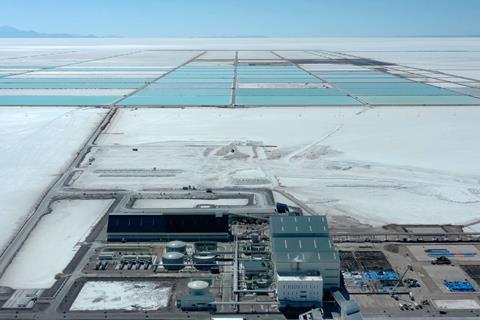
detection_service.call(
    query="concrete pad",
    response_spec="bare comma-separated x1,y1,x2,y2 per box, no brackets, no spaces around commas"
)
408,245,480,262
423,265,476,293
433,299,480,310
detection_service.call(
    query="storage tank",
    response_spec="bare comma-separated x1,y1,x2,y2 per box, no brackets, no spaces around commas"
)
188,280,209,295
166,240,187,253
193,254,216,270
194,241,217,253
162,251,185,270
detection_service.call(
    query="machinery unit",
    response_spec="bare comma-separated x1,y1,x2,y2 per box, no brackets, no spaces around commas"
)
194,241,218,253
243,260,270,277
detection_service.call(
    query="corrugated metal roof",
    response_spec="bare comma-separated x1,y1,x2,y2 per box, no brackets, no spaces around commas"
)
272,237,333,252
270,216,338,265
273,250,338,263
270,215,329,238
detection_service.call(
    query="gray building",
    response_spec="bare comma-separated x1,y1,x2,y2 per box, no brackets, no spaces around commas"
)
270,215,341,305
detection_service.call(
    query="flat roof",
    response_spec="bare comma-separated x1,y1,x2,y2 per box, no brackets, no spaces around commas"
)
277,274,323,281
272,237,334,252
272,250,339,264
270,215,329,237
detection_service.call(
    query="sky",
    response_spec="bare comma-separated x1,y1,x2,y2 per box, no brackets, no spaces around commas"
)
0,0,479,37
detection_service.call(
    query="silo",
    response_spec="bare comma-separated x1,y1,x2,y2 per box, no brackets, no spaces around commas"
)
187,280,209,295
193,254,216,270
162,251,185,270
166,240,187,253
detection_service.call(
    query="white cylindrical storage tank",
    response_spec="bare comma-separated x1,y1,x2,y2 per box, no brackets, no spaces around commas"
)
188,280,209,295
193,254,216,270
166,240,187,253
162,251,185,270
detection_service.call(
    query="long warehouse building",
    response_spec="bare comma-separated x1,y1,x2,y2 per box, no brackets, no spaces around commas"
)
107,211,231,242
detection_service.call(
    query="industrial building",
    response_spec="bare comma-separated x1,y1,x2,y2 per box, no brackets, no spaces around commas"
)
107,211,231,242
276,274,324,303
176,280,216,311
270,216,340,308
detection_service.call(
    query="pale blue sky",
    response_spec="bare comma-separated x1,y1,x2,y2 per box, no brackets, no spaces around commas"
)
1,0,479,37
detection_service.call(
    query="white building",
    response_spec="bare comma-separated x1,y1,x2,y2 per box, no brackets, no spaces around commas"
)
276,274,323,305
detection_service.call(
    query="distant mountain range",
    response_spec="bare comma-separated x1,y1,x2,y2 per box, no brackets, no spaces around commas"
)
0,25,99,38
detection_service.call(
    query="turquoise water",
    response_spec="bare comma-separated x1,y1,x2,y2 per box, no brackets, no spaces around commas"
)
315,72,396,77
0,65,45,69
1,59,477,107
236,88,344,96
156,78,233,83
151,83,232,88
236,95,361,105
326,77,412,83
333,82,427,89
57,67,171,72
346,87,460,96
121,95,232,105
135,88,232,96
359,95,480,105
165,75,233,79
238,71,302,74
0,78,152,83
237,74,318,79
0,96,119,106
237,78,322,83
0,83,140,89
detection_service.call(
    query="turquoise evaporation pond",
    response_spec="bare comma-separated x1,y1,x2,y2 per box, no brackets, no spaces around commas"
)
179,68,233,72
236,95,361,106
58,67,172,72
311,70,397,77
175,71,233,75
0,65,45,69
120,95,232,105
320,75,403,80
346,87,461,96
237,66,298,69
326,77,412,83
238,73,309,76
156,78,233,83
0,96,119,106
0,78,152,83
237,78,323,83
181,65,233,68
150,82,233,89
236,88,345,96
0,83,140,89
173,69,233,72
237,74,314,79
165,75,233,79
333,82,431,89
313,71,387,75
359,95,480,105
135,88,232,96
